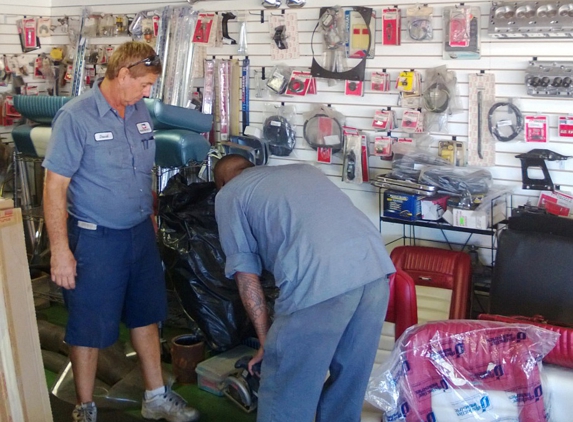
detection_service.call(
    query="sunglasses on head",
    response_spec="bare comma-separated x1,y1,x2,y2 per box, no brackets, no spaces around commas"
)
126,55,161,69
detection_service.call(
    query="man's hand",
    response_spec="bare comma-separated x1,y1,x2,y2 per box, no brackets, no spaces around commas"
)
50,248,77,289
44,170,74,288
248,346,264,376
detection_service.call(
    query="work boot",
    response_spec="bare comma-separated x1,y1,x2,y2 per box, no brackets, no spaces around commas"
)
141,385,200,422
72,402,97,422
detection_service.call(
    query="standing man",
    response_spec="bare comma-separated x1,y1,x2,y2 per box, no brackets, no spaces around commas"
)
214,154,395,422
43,42,199,422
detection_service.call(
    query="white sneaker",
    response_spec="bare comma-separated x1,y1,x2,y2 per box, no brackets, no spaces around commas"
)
141,386,200,422
72,402,97,422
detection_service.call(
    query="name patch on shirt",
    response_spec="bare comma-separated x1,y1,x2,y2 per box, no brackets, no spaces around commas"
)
136,122,153,134
94,132,114,141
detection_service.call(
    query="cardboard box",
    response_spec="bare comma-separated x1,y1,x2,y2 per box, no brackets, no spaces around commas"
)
383,190,421,221
420,195,449,221
538,190,573,217
448,198,506,230
196,345,256,396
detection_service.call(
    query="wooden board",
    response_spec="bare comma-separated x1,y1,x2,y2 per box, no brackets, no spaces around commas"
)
0,207,53,422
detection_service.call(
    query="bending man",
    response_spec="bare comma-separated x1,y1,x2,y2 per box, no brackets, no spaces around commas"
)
214,155,395,422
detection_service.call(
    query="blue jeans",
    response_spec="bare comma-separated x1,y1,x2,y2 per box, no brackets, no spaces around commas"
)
257,277,389,422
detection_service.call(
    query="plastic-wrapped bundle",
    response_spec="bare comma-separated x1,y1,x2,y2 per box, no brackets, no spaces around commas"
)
366,320,559,422
419,166,493,196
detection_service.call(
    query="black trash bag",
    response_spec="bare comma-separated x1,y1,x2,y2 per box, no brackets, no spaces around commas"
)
158,173,277,352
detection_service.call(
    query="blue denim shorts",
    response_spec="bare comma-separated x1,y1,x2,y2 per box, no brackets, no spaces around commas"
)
62,216,167,348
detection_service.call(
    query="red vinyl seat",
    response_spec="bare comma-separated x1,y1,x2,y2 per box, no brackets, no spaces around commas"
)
362,269,419,421
373,269,419,368
390,245,472,321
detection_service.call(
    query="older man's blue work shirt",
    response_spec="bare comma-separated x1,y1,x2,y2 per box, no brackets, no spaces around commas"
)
43,83,155,229
215,164,395,316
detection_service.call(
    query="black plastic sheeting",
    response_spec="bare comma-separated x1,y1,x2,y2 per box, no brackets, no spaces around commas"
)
158,174,277,352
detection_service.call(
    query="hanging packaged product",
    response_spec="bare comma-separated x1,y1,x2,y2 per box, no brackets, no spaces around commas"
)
438,140,466,166
374,136,395,160
559,116,573,137
17,18,40,52
406,5,434,41
303,105,345,163
443,5,481,60
342,134,364,184
262,103,297,157
382,8,401,45
372,109,396,130
524,115,549,142
99,14,115,37
218,59,231,141
193,13,217,45
422,65,460,132
371,71,391,92
400,109,424,133
345,7,375,58
82,15,100,37
237,11,248,55
141,17,156,44
468,73,496,166
345,80,363,96
33,56,44,79
269,11,300,61
488,99,524,142
285,70,316,96
37,17,51,38
266,64,292,95
241,58,250,133
343,126,370,182
396,70,422,108
115,15,129,36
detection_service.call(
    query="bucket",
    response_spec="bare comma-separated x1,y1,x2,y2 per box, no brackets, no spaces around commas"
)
171,334,205,384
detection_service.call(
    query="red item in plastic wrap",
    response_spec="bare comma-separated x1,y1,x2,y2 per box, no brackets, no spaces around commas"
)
367,320,559,422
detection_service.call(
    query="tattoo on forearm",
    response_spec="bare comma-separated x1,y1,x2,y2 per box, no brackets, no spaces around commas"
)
236,272,270,345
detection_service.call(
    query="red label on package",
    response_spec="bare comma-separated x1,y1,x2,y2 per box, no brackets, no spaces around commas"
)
558,116,573,138
317,147,332,163
524,115,548,142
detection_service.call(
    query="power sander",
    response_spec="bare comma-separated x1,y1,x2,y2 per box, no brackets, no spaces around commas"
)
223,356,262,413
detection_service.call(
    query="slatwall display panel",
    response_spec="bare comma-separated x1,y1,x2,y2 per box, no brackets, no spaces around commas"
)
1,3,69,136
3,0,573,245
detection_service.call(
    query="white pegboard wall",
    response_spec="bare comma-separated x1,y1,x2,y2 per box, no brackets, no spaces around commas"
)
2,0,573,246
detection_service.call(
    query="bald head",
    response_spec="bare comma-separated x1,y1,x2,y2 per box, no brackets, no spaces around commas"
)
214,154,255,190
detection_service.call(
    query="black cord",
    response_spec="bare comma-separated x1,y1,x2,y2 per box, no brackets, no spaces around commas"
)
303,114,343,152
488,102,524,142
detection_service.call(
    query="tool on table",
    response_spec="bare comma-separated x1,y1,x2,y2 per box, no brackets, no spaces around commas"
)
516,149,571,190
223,356,262,413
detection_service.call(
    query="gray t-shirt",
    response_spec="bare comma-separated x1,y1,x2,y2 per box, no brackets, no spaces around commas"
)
42,83,155,229
215,163,395,315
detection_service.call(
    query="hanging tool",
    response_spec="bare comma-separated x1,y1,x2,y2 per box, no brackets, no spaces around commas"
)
241,58,250,133
477,89,483,159
222,12,237,45
515,149,571,190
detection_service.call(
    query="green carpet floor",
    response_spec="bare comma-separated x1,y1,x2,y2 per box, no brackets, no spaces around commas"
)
39,304,256,422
